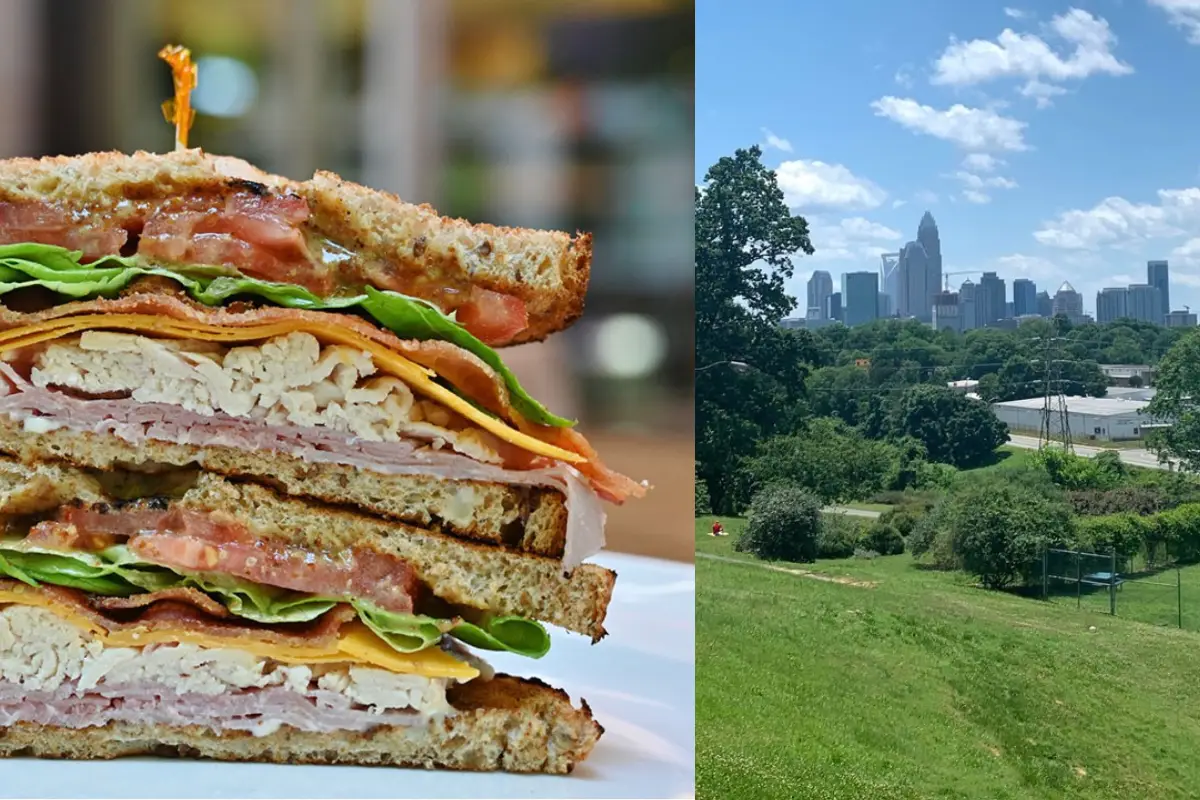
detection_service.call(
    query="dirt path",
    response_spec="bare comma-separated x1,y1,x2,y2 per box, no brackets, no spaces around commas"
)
697,552,878,588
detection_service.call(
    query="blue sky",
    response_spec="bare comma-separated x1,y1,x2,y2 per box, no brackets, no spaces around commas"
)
696,0,1200,316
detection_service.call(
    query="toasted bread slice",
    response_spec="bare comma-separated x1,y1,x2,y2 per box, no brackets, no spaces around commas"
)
0,675,602,773
0,456,613,640
0,149,591,344
0,413,570,558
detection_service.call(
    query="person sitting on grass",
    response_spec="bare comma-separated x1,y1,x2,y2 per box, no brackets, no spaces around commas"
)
711,520,726,537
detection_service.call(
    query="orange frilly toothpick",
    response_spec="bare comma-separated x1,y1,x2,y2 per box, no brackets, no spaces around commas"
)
158,44,198,151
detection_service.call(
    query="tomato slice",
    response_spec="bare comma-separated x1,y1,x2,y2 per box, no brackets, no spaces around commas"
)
455,288,529,345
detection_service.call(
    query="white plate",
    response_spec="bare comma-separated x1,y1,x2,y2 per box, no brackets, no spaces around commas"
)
4,552,695,799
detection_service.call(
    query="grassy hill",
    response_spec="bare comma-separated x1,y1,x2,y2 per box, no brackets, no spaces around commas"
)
697,517,1200,799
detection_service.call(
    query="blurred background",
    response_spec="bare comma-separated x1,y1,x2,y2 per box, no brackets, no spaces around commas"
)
0,0,694,562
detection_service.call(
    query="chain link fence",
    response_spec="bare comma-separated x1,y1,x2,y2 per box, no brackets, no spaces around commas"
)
1042,547,1184,630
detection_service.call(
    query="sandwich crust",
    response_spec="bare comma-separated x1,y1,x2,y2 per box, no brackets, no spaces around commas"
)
0,674,603,773
0,149,591,344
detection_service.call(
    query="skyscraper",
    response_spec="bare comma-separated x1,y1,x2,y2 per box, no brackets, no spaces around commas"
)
880,252,900,310
897,240,932,322
1052,281,1084,319
806,270,833,319
978,272,1006,327
1012,278,1037,317
1127,284,1161,323
917,211,942,314
1096,287,1129,323
1166,309,1197,327
826,292,842,322
933,290,961,333
1148,260,1169,323
959,279,977,331
843,271,880,327
1036,291,1053,317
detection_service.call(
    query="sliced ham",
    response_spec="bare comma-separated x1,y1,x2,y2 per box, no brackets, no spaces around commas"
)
0,681,428,737
31,504,421,614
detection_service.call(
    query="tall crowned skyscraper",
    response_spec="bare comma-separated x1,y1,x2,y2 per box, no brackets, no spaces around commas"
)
917,211,942,316
806,270,833,319
897,240,931,322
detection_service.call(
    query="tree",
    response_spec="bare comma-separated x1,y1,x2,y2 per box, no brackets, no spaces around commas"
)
886,385,1008,468
695,147,816,512
1148,331,1200,471
735,485,821,562
694,461,711,516
742,418,902,505
948,480,1074,589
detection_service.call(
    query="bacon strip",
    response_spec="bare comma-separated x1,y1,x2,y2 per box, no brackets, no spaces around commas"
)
89,587,231,619
30,503,421,614
0,579,358,650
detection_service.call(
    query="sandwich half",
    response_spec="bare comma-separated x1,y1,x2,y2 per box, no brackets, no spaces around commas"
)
0,149,644,773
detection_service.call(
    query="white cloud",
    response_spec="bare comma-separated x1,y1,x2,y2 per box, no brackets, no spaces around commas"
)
963,190,992,204
931,9,1132,89
761,127,793,153
894,66,914,88
993,253,1061,283
962,153,1004,172
1019,79,1069,108
871,96,1029,151
1004,7,1026,19
892,199,908,209
914,189,940,204
950,169,1018,204
775,160,887,210
1171,237,1200,265
1034,188,1200,249
806,216,904,263
1148,0,1200,44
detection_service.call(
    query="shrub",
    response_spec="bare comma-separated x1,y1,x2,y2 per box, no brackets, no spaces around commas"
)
735,485,821,562
1156,503,1200,563
947,479,1074,589
817,513,865,559
879,507,921,539
1068,485,1177,517
863,521,905,556
853,548,879,560
695,478,712,517
1074,514,1146,558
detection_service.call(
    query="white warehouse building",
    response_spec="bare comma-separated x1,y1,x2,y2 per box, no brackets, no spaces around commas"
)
991,395,1168,442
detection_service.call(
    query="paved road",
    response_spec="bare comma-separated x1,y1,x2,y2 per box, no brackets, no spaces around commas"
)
1007,434,1173,471
824,506,884,519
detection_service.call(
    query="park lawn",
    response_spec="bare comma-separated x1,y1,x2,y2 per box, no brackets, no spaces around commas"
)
697,516,1200,799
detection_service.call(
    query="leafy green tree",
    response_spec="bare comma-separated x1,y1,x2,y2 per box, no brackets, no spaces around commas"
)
947,480,1074,589
694,461,711,516
1147,331,1200,472
886,385,1008,468
695,146,815,513
742,417,902,505
735,485,821,562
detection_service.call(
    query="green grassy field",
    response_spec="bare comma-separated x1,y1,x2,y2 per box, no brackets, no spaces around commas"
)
697,516,1200,799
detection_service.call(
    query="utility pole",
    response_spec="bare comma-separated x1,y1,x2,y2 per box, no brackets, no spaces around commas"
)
1037,329,1073,452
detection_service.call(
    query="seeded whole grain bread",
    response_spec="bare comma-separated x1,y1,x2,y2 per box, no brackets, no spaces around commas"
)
0,675,602,773
0,414,569,558
0,149,591,344
0,456,613,640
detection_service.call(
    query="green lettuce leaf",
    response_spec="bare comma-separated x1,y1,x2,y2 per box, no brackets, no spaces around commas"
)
0,540,550,657
0,243,572,427
353,600,551,659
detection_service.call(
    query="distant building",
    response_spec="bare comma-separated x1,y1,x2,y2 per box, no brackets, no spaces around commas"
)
807,271,833,321
1012,278,1037,317
1096,287,1129,324
842,271,879,327
1100,364,1155,387
826,292,842,323
1052,281,1084,320
947,379,979,393
1148,260,1170,324
1036,290,1053,317
1126,284,1161,324
978,271,1007,327
959,279,978,331
779,317,805,330
933,290,961,333
918,211,942,317
898,240,932,323
878,292,893,318
880,252,901,313
1166,309,1197,327
992,395,1168,442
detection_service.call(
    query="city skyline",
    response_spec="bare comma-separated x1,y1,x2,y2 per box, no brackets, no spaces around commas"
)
697,2,1200,315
